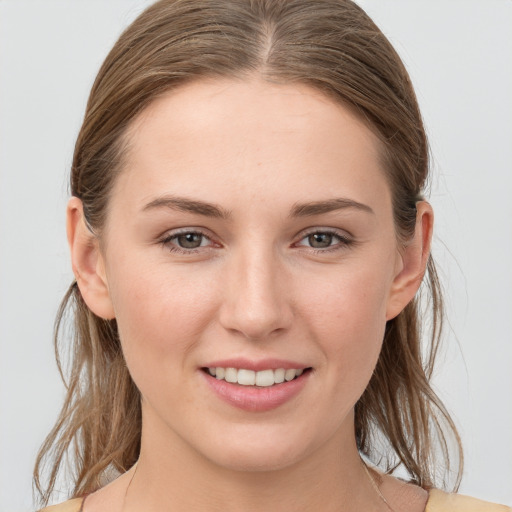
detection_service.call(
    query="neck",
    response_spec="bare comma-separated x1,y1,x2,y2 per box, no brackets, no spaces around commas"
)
124,410,383,512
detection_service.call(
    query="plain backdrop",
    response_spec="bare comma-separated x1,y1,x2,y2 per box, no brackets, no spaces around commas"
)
0,1,511,510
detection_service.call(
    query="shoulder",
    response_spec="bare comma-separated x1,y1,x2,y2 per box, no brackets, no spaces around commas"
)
426,489,512,512
38,498,84,512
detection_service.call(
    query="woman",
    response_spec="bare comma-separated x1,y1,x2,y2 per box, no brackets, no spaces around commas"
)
33,1,511,511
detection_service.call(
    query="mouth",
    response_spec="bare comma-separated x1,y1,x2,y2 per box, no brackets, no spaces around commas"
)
202,367,312,387
200,359,313,411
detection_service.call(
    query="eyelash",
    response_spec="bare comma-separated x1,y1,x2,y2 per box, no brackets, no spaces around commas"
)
158,229,354,255
159,229,215,255
295,229,354,254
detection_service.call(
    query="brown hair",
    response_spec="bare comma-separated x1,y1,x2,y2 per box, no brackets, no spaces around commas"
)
34,0,463,505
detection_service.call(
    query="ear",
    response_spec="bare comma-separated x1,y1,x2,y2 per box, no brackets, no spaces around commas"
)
386,201,433,320
67,197,115,320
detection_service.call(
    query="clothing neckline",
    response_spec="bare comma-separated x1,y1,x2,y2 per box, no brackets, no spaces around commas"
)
76,490,433,512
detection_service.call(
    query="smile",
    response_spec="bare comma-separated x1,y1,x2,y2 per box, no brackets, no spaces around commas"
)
206,367,307,387
201,364,312,412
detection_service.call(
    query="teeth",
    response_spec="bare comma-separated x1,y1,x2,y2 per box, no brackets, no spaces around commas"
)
274,368,285,384
225,367,238,383
255,369,274,387
284,369,296,381
237,369,256,386
210,367,306,386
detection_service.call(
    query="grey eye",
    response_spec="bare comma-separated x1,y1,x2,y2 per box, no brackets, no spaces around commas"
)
176,233,205,248
307,233,334,248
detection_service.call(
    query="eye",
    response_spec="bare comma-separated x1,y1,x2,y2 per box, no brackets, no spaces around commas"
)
305,232,335,249
160,230,214,253
174,232,208,249
296,230,353,252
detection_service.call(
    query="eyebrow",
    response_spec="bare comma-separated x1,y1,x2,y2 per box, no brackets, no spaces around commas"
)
142,195,232,219
142,195,374,219
290,198,374,217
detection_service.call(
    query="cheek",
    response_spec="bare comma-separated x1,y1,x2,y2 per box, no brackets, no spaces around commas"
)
106,256,221,371
299,260,392,394
302,260,392,340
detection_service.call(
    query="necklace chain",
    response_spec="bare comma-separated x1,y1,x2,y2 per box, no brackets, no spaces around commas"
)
362,460,396,512
121,461,138,512
119,460,395,512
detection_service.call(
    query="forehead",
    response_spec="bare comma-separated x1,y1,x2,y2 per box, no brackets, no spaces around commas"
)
115,78,390,215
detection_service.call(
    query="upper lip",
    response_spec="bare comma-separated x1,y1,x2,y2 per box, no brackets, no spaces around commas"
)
202,358,310,372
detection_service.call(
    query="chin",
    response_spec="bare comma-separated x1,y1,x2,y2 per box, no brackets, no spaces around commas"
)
195,424,321,474
206,446,304,473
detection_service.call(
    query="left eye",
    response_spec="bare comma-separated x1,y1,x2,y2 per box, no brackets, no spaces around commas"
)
297,231,347,249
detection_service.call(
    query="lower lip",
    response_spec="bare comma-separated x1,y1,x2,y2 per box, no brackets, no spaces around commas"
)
201,370,311,412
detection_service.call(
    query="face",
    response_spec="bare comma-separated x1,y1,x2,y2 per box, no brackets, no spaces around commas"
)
76,78,424,473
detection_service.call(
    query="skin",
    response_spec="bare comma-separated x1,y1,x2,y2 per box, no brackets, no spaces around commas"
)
68,78,432,512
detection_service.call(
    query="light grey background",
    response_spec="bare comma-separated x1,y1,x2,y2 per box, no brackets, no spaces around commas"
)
1,1,511,510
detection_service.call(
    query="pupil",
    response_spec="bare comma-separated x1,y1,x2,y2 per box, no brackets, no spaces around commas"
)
309,233,332,248
178,233,202,248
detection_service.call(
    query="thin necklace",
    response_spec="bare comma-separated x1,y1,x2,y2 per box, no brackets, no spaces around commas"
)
121,461,139,512
120,460,395,512
362,460,396,512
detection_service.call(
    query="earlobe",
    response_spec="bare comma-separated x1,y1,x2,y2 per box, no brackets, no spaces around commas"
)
385,201,433,320
67,197,115,320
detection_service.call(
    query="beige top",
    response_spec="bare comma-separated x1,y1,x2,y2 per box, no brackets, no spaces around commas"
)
39,490,512,511
425,489,512,511
39,498,83,512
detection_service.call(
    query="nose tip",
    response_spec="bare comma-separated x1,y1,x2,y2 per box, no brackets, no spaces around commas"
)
218,254,292,340
224,305,285,340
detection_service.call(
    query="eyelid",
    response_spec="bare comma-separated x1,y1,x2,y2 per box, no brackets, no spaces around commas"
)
295,227,353,242
158,226,216,240
293,227,355,251
157,226,354,254
158,227,219,253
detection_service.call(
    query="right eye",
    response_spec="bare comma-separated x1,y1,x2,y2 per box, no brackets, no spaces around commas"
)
160,230,214,253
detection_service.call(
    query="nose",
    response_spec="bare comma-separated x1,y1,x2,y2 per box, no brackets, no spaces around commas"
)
218,245,293,340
